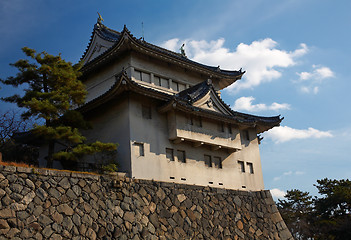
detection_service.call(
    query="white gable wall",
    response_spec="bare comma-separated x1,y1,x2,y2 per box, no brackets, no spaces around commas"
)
83,55,131,103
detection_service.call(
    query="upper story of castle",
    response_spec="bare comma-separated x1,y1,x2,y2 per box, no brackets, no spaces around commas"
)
80,19,246,100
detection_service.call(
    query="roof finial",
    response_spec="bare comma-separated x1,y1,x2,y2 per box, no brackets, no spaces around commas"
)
180,43,187,58
97,12,104,24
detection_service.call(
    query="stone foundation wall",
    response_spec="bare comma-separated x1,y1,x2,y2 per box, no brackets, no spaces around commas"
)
0,166,293,239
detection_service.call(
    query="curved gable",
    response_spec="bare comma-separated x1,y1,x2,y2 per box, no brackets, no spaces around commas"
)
81,22,121,65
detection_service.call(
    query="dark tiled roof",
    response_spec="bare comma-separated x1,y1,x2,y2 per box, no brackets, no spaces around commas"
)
80,70,282,133
137,39,245,78
172,79,283,130
176,79,212,104
95,23,121,41
79,71,172,113
81,22,121,62
81,22,244,80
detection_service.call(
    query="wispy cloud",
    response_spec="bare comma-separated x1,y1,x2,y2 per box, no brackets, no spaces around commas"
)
270,188,286,200
232,96,290,112
296,65,334,94
273,171,305,181
161,38,308,91
264,126,333,143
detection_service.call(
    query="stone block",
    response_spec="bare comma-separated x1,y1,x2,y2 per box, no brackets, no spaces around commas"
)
58,177,71,189
62,216,74,231
279,228,293,239
5,228,20,238
233,196,242,207
0,179,9,188
3,166,16,172
0,219,9,229
86,227,97,240
177,194,186,203
0,209,15,218
16,167,32,173
57,204,74,215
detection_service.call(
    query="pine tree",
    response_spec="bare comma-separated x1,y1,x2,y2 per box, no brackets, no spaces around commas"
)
1,47,117,168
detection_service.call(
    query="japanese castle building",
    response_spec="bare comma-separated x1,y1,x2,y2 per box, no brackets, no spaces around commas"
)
78,19,283,191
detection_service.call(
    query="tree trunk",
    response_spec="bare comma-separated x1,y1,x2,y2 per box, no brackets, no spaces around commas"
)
46,140,55,168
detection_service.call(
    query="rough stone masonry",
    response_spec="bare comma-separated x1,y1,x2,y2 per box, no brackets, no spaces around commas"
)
0,165,293,239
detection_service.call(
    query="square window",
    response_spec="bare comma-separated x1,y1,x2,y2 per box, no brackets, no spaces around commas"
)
218,123,224,132
247,162,254,174
195,117,202,127
166,148,174,161
154,76,161,86
141,72,151,83
188,116,194,125
214,156,222,169
142,105,151,119
178,83,186,91
134,70,142,81
189,117,202,127
172,81,179,91
134,143,144,157
161,78,169,88
243,130,250,141
204,155,212,167
238,161,245,172
177,150,186,163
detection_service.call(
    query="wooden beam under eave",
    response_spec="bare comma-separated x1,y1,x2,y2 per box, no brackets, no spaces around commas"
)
211,145,222,151
173,138,184,144
193,142,204,148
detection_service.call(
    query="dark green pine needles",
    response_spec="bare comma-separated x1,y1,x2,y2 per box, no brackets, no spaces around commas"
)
1,47,117,168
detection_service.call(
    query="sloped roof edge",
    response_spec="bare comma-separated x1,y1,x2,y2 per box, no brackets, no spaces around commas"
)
81,22,121,62
160,79,282,133
80,22,245,85
79,70,282,133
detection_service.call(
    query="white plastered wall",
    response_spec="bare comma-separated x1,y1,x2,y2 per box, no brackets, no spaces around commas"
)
128,95,264,191
83,97,132,174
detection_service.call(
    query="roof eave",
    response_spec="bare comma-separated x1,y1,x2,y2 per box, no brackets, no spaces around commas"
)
79,71,172,113
81,28,244,82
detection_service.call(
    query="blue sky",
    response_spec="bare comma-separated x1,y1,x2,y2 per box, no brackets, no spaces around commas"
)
1,0,350,198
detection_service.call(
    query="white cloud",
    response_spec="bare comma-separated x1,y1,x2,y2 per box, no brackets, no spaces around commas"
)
161,38,308,91
270,188,286,200
296,65,334,94
264,126,333,143
273,171,305,181
232,96,290,112
298,65,334,81
161,38,180,53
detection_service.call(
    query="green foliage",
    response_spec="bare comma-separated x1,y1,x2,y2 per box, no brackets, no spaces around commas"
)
313,178,351,239
101,163,118,173
1,47,86,121
277,178,351,240
277,189,314,239
52,141,118,161
1,47,118,168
